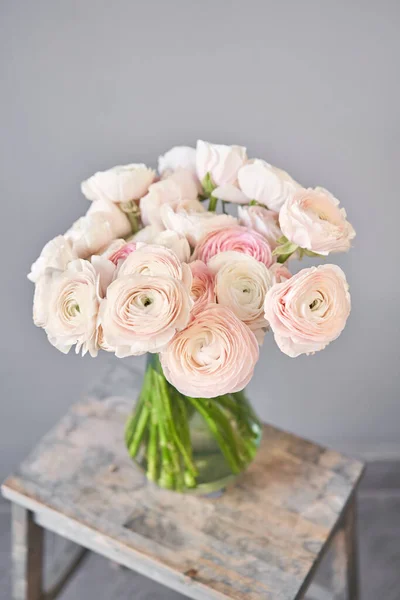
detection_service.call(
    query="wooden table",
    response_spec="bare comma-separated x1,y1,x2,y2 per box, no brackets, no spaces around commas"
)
2,381,364,600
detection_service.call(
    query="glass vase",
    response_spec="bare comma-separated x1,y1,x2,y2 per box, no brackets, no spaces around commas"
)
125,354,262,494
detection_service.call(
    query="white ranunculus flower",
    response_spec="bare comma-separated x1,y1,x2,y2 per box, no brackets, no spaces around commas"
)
158,146,197,175
238,205,282,249
279,187,356,255
160,204,238,246
208,251,272,344
28,235,77,283
87,198,132,239
81,164,155,204
65,213,115,259
196,140,247,187
99,274,193,357
34,258,115,356
238,159,301,211
140,168,203,227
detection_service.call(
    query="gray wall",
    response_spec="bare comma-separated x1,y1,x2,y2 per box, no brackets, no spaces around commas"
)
1,0,399,482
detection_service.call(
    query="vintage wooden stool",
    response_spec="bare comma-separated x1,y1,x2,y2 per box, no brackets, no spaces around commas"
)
1,365,364,600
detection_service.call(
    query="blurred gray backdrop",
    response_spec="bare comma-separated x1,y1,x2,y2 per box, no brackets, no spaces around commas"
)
1,0,399,482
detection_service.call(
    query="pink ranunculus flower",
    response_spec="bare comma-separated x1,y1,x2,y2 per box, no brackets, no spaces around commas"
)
81,164,155,204
192,225,274,268
237,159,301,211
238,205,282,249
269,262,292,285
264,264,351,357
140,168,203,227
189,260,216,315
133,226,191,262
208,251,272,344
86,198,132,239
117,243,192,289
108,242,138,266
160,304,259,398
279,187,356,255
160,205,238,246
99,274,193,357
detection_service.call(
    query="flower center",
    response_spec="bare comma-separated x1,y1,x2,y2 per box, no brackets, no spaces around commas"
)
309,298,322,311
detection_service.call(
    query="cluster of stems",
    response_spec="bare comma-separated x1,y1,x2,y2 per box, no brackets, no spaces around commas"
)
125,354,260,492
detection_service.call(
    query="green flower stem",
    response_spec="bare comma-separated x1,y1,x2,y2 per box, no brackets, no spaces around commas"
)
124,393,145,450
156,373,198,480
208,195,218,212
146,396,159,482
186,396,242,474
125,399,150,458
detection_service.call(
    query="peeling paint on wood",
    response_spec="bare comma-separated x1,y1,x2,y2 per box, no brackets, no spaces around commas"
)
2,396,364,600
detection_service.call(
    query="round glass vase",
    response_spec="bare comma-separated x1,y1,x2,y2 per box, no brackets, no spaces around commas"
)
125,354,262,495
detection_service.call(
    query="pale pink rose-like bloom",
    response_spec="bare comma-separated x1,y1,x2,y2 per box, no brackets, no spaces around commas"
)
132,227,191,262
64,199,132,260
108,242,138,266
99,274,193,357
158,146,197,176
264,264,351,357
117,244,192,290
64,213,115,259
189,260,216,315
28,235,77,283
196,140,249,204
238,205,282,249
160,205,238,246
192,225,274,268
140,168,203,227
81,164,155,204
269,262,292,285
160,304,259,398
238,159,301,212
87,198,132,239
279,187,356,256
208,251,272,344
34,257,115,356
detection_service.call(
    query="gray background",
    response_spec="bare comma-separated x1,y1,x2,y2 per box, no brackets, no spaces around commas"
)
1,0,399,483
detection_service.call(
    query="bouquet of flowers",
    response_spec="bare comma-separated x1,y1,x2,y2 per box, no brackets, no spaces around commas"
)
29,141,355,494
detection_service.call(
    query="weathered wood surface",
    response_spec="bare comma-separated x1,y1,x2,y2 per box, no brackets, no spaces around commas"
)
2,395,364,600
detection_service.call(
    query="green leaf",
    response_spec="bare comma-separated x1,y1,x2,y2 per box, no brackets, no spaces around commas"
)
276,235,288,245
202,172,216,196
272,241,299,257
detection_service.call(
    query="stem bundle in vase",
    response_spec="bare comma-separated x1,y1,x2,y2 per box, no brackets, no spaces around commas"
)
28,140,355,494
125,354,261,493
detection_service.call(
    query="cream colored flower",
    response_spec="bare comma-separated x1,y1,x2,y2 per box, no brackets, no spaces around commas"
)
86,198,132,239
158,146,197,175
196,140,247,186
279,187,356,255
160,304,259,398
238,205,282,249
238,159,301,211
140,168,202,227
64,213,115,259
117,243,192,288
28,235,77,283
264,264,351,357
160,205,237,246
99,274,193,357
35,258,115,356
208,251,272,344
132,226,191,262
81,164,155,204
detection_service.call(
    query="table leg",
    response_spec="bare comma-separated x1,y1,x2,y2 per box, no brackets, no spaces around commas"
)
12,504,44,600
343,495,360,600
